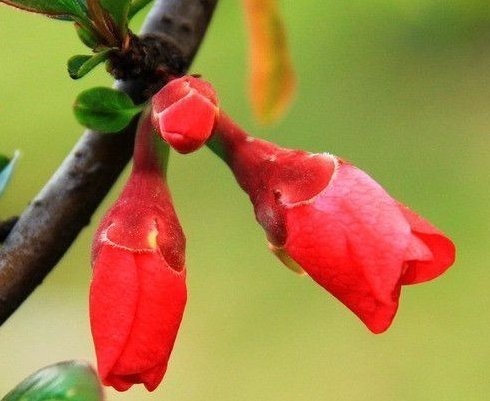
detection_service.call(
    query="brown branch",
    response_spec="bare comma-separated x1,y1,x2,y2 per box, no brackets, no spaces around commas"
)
0,217,18,243
0,0,218,325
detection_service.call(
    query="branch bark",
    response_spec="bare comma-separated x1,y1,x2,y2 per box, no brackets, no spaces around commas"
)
0,0,218,325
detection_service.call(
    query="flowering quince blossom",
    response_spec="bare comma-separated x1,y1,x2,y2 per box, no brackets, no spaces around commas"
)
211,113,456,333
90,113,187,391
152,75,219,154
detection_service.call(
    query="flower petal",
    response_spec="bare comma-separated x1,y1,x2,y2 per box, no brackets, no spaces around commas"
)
90,246,139,382
157,91,218,153
103,374,133,392
285,163,411,333
152,78,191,113
398,204,456,285
110,253,186,386
152,76,219,153
105,364,166,392
139,363,168,392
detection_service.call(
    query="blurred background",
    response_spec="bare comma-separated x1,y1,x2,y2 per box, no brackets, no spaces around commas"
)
0,1,489,400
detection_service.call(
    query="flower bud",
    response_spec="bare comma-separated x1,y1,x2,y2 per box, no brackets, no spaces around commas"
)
213,114,455,333
151,75,219,154
89,114,187,391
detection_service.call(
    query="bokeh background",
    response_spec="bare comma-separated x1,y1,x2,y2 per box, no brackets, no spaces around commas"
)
1,1,489,400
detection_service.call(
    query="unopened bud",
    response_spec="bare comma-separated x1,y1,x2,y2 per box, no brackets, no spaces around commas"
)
151,76,219,154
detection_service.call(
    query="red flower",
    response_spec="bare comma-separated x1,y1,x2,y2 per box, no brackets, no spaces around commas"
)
151,75,219,154
90,115,186,391
213,114,455,333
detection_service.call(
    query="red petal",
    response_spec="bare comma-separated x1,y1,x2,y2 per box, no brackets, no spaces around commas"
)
398,204,456,285
104,364,166,392
404,234,432,262
140,363,168,392
157,91,218,153
152,76,218,116
284,163,411,333
152,78,191,114
103,374,133,392
187,76,218,105
110,253,186,388
90,245,139,381
152,76,219,154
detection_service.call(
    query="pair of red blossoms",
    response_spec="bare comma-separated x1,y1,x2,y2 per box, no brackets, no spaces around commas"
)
89,76,455,391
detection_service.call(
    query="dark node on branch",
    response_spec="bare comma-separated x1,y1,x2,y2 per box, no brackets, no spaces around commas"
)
108,33,189,89
0,217,19,243
200,0,216,8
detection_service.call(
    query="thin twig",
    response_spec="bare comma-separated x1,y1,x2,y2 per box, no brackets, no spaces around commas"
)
0,0,218,325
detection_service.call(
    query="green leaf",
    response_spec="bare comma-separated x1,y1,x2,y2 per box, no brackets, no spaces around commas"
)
128,0,153,20
99,0,130,35
0,151,19,198
75,23,99,49
67,49,111,79
0,0,91,26
73,87,144,133
1,360,102,401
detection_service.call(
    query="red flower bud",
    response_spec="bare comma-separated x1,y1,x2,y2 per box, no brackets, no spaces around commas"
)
90,114,186,391
151,75,219,154
213,114,455,333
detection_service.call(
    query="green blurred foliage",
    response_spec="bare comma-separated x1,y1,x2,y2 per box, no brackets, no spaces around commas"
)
0,1,489,401
2,360,102,401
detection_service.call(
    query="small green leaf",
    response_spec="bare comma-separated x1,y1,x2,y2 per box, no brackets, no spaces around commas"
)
67,49,111,79
0,151,19,198
99,0,130,36
75,23,99,49
128,0,153,20
0,0,91,26
73,87,144,133
1,360,102,401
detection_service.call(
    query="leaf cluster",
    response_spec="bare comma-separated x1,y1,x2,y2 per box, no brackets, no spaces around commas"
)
1,0,155,132
1,0,154,79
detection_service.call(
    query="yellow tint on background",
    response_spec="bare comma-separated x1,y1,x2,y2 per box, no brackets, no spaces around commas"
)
243,0,296,124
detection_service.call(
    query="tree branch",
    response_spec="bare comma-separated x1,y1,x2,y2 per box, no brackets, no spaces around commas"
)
0,217,18,243
0,0,218,325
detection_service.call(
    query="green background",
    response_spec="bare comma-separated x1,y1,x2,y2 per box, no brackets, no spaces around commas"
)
1,1,489,400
